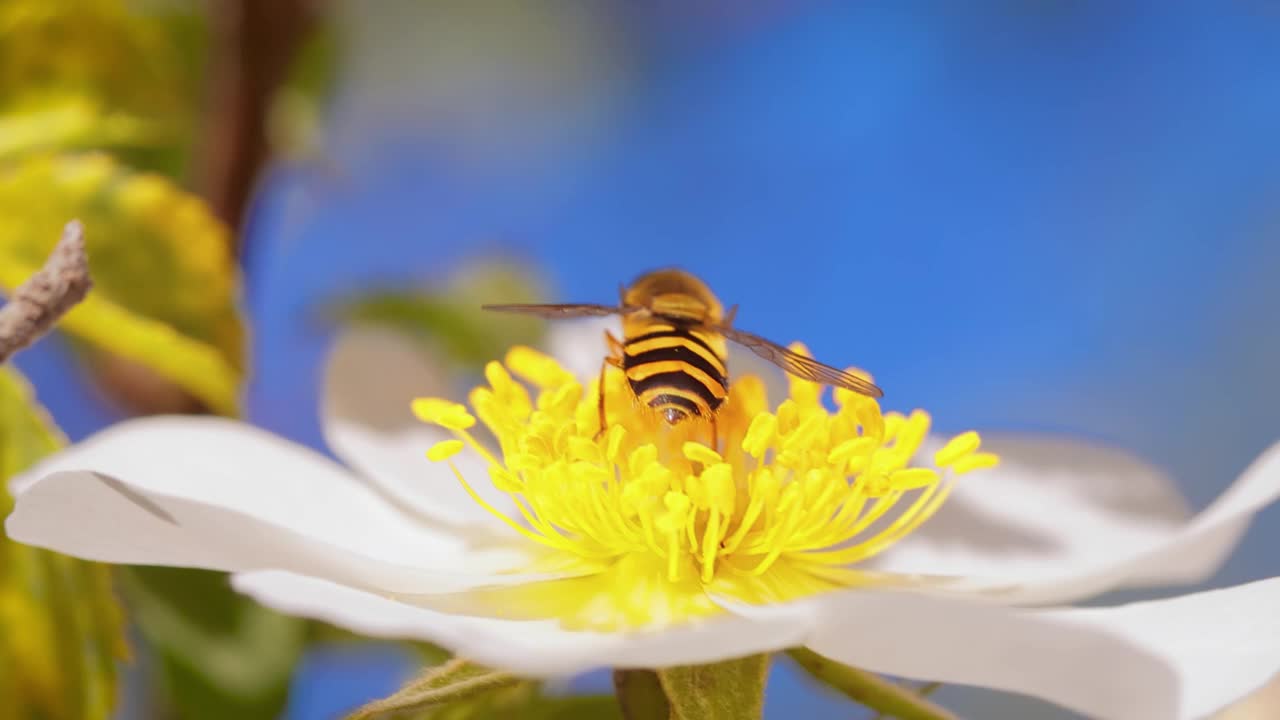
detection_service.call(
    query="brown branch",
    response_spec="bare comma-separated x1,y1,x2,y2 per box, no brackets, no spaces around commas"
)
197,0,316,249
0,221,92,365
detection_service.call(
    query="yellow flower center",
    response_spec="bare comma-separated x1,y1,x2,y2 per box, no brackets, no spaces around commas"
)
414,346,996,630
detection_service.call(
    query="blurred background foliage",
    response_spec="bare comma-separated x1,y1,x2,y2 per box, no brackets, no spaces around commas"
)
0,153,243,414
0,1,265,718
0,369,124,720
335,263,544,373
0,2,554,718
1,0,1279,719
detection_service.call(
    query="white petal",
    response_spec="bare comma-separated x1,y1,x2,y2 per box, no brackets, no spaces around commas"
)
795,578,1280,720
546,317,619,382
232,570,816,676
874,437,1280,605
321,326,515,531
1123,440,1280,586
875,435,1191,592
995,439,1280,604
6,416,531,593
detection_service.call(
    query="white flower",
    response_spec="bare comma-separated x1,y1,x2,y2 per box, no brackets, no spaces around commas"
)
8,323,1280,720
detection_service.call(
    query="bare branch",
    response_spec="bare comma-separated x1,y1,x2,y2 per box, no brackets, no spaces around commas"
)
198,0,316,251
0,220,93,364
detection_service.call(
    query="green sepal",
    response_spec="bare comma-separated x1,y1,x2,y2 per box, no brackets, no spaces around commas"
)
613,669,670,720
656,653,771,720
346,659,518,720
788,648,957,720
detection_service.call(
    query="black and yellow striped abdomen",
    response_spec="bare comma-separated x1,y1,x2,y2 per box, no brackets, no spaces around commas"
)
622,325,728,424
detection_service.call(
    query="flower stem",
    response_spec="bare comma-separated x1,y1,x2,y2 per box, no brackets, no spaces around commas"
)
787,648,958,720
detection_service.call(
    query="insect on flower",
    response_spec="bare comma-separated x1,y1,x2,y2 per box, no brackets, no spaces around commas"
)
483,268,883,437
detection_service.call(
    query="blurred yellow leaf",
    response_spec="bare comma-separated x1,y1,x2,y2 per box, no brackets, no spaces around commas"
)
0,153,245,414
0,366,128,720
0,0,203,178
0,96,166,160
0,0,190,120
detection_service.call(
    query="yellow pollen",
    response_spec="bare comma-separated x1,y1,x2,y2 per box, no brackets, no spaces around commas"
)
741,413,777,458
683,441,724,466
934,430,981,467
413,344,996,630
953,451,1000,474
426,439,465,462
506,346,575,389
890,467,940,490
411,398,475,430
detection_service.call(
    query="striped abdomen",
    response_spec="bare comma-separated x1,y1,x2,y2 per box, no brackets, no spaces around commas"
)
622,325,728,424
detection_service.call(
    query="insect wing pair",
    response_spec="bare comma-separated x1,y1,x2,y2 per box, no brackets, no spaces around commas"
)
481,302,883,399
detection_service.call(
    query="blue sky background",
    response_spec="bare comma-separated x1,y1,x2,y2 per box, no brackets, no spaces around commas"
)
18,2,1280,718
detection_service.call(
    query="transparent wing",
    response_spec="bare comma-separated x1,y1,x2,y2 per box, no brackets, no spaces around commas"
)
480,303,627,319
718,326,884,398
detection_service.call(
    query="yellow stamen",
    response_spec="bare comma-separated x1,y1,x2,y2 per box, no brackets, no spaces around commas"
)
412,344,995,631
506,346,575,389
412,398,476,430
890,467,940,490
683,441,724,467
426,439,465,462
934,430,981,467
953,451,1000,474
741,413,777,458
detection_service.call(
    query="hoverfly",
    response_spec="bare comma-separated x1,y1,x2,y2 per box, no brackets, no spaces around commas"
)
481,267,880,435
483,269,883,435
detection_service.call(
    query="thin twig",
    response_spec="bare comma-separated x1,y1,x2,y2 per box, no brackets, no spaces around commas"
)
0,220,92,364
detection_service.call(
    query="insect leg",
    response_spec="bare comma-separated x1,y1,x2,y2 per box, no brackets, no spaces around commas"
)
723,303,739,327
604,329,625,358
595,358,611,439
597,330,625,439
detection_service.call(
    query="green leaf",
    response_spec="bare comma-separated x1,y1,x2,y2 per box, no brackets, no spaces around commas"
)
656,654,771,720
787,648,958,720
348,659,520,720
337,263,546,370
0,366,128,720
119,566,306,720
0,153,245,413
613,669,670,720
0,0,209,178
